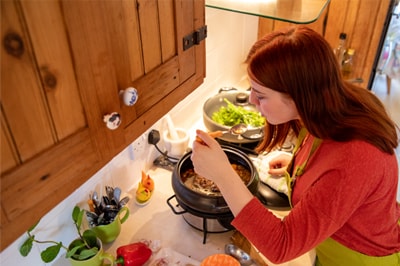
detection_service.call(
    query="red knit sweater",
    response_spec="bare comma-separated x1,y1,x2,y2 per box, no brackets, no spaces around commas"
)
232,136,400,263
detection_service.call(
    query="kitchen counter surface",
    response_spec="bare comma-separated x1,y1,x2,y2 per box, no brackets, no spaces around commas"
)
104,166,233,264
98,119,316,265
101,166,315,266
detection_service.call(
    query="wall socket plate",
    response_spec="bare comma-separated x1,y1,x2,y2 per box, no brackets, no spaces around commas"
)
128,127,162,172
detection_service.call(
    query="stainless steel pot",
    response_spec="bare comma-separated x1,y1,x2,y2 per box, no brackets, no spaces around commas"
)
171,145,260,214
203,88,265,144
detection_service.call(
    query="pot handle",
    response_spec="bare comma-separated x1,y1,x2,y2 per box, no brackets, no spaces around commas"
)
166,195,187,215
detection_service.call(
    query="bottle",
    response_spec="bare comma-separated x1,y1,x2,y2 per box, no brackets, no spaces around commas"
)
342,48,355,79
334,32,347,68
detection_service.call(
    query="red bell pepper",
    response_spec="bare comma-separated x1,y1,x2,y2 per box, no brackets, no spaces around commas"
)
115,242,152,266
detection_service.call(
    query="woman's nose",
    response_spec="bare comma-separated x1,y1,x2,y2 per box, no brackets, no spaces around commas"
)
249,89,258,105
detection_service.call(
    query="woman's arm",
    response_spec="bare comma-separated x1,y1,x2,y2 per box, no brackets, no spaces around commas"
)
191,130,254,216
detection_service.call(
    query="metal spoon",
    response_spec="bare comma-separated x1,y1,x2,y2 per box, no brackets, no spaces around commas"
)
92,191,99,204
105,186,114,200
225,244,259,266
113,187,121,202
223,124,263,140
218,124,248,139
118,196,130,208
226,123,248,135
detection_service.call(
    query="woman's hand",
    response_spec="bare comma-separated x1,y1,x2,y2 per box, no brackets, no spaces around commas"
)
190,130,232,183
268,153,292,176
191,129,254,216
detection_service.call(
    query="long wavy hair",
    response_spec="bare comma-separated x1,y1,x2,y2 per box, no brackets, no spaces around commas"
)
247,26,398,154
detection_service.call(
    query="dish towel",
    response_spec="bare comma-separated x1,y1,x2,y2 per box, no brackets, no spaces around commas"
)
251,150,292,195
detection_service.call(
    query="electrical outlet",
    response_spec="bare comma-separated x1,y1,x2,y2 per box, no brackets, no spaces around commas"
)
129,132,149,161
128,128,162,170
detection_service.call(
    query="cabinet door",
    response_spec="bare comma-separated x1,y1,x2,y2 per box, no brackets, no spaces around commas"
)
1,0,99,249
258,0,391,88
324,0,391,87
63,0,206,160
1,0,205,249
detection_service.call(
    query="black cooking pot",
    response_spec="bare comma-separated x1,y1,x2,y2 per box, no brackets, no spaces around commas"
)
171,145,259,214
203,88,265,144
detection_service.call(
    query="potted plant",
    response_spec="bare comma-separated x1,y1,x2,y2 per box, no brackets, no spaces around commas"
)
19,206,114,265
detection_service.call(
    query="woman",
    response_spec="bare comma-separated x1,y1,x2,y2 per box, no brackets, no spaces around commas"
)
191,26,400,265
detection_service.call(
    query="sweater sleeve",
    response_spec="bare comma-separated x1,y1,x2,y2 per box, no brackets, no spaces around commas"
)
232,141,399,263
231,196,340,263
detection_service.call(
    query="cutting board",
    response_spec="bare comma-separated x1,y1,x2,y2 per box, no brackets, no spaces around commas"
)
230,231,269,266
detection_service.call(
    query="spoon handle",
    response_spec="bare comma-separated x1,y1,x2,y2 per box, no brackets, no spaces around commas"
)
195,131,224,145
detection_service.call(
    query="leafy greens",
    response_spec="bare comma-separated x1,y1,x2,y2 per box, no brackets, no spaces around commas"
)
211,98,265,127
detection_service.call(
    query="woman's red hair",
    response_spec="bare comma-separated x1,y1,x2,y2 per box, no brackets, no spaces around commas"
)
247,26,398,154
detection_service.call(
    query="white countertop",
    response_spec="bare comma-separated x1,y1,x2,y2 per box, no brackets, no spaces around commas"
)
103,166,233,264
99,165,315,266
96,118,316,265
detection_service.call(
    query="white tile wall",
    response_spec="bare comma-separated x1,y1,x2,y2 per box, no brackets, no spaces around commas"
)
0,8,258,266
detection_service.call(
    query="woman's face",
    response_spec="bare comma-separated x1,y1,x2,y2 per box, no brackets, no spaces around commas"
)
249,78,300,125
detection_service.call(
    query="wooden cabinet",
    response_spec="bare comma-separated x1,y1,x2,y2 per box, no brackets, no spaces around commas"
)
0,0,205,249
257,0,391,89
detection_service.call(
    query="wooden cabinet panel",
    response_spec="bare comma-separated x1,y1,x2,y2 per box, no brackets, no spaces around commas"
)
1,0,205,249
20,1,86,140
1,129,100,248
258,0,391,89
1,0,86,167
63,0,204,159
138,0,163,73
1,0,55,162
62,0,128,160
123,0,145,81
176,0,197,82
324,0,391,87
159,0,177,62
1,0,100,249
0,113,17,172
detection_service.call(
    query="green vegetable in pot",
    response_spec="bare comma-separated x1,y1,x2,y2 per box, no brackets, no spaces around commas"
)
212,98,265,127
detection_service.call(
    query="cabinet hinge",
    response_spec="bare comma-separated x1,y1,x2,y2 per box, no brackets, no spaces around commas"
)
183,25,207,51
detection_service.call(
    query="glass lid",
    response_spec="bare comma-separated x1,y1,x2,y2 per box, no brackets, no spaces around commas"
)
205,0,331,24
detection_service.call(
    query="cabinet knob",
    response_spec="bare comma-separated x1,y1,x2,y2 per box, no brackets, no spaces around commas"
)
119,87,138,106
103,112,121,130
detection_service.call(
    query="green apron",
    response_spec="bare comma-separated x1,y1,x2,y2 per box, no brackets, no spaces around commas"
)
285,128,400,266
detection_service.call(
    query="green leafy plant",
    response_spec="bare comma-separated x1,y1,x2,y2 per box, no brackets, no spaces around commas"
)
19,206,99,263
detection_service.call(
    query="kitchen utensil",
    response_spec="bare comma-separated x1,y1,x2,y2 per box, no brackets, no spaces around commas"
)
203,88,265,143
113,187,121,202
92,191,99,204
217,123,264,140
168,145,259,243
171,145,259,214
219,123,247,136
118,196,130,208
163,128,189,159
105,186,114,200
91,206,130,243
225,244,259,266
165,114,179,140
